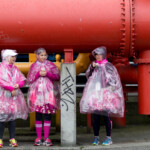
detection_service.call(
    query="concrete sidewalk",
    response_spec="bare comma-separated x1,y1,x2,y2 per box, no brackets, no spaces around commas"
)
2,125,150,150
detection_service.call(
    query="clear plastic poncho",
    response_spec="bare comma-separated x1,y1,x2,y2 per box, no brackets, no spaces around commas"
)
80,59,124,117
27,60,60,113
0,62,28,122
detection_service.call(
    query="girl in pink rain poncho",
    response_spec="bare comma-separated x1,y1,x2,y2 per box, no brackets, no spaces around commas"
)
80,46,124,146
0,49,28,148
27,48,60,146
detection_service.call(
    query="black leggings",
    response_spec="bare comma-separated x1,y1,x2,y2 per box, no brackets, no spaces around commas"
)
0,121,15,139
36,112,51,121
93,114,112,136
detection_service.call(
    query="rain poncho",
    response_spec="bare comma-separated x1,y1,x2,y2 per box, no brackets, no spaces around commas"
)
0,62,28,122
80,47,124,117
27,60,60,114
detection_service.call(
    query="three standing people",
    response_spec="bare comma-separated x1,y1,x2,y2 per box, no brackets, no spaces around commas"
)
0,46,124,147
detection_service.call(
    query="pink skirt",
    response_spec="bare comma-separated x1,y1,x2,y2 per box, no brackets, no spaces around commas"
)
35,104,56,114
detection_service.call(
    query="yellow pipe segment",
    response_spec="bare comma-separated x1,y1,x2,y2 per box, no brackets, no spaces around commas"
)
15,53,90,76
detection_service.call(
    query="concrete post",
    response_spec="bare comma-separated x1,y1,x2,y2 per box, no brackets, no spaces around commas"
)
61,63,76,146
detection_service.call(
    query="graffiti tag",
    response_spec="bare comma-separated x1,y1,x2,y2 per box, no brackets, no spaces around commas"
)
61,66,75,111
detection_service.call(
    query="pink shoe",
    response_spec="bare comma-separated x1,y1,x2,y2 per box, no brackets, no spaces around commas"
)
34,138,42,146
43,138,53,146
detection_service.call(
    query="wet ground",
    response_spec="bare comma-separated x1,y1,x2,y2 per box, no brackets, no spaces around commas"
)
1,125,150,150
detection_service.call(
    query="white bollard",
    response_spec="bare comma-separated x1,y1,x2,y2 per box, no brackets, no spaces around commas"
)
61,63,76,146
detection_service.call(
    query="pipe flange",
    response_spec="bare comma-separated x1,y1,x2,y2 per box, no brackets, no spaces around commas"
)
120,0,126,57
120,0,136,58
130,0,136,58
120,0,130,57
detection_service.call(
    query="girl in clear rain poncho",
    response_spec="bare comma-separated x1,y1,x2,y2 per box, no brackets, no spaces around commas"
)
0,49,28,148
80,46,124,146
27,48,60,146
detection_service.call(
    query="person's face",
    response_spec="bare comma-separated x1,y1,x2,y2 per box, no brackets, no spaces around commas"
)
95,54,103,61
38,51,47,63
9,56,16,64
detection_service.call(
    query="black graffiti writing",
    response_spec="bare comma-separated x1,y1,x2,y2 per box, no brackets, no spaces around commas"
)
61,66,75,111
62,67,74,82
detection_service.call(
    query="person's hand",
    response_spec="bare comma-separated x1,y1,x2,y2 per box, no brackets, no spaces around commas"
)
92,62,96,67
11,90,17,96
40,71,46,76
14,84,19,89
